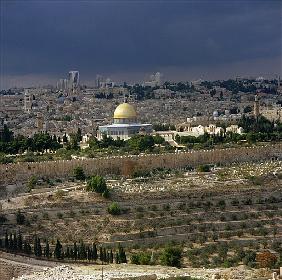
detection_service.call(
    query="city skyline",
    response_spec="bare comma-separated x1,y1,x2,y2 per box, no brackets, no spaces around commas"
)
0,0,281,89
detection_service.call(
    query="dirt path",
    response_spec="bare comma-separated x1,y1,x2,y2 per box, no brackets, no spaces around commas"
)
0,251,57,280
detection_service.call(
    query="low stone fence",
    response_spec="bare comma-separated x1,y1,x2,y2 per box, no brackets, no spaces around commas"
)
0,144,281,186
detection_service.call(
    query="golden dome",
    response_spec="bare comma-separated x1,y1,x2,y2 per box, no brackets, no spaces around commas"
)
113,103,137,119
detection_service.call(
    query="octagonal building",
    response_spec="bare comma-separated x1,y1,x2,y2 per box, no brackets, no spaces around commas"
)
97,102,152,140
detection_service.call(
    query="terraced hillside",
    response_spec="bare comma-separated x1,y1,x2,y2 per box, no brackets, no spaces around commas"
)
0,161,281,269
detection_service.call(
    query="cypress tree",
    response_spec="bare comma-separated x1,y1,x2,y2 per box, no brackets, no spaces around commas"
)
65,247,70,259
23,241,28,254
118,244,127,263
110,250,114,263
34,236,39,257
17,232,23,252
99,247,103,262
54,239,63,259
24,240,32,255
93,243,98,261
79,241,87,260
4,231,8,249
44,240,50,258
13,233,17,251
73,242,78,260
9,233,13,250
38,238,42,257
103,248,107,263
70,248,74,260
87,247,91,262
115,252,119,264
27,242,32,255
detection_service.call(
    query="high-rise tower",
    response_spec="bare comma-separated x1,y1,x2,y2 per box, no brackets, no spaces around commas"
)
68,71,80,95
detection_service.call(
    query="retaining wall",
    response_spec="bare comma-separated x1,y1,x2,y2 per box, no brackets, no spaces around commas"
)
0,144,281,186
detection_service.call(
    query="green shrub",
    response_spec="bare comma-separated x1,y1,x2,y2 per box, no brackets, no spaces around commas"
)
133,170,151,178
0,214,7,224
16,210,26,225
73,166,86,180
130,252,152,265
42,212,49,219
86,175,108,195
160,245,182,268
55,189,65,199
27,175,38,192
57,212,63,219
197,165,210,172
217,200,226,210
108,202,121,215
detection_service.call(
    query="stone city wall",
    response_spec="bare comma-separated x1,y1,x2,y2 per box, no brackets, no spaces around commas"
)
0,144,281,186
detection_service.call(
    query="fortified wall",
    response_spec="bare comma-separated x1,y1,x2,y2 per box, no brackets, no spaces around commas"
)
0,144,281,186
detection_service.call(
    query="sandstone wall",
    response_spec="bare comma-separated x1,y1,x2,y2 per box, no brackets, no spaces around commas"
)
0,144,280,186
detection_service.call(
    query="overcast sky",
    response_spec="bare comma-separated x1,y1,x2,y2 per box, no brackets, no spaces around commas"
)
0,0,281,89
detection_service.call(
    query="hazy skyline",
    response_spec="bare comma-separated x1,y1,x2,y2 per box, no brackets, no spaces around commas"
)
0,0,281,89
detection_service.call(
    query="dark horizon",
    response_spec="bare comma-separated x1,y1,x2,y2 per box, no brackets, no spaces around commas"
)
0,0,281,89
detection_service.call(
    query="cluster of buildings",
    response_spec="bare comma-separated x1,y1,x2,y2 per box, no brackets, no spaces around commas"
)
97,101,243,144
0,75,281,147
143,72,162,87
57,71,80,96
95,75,115,89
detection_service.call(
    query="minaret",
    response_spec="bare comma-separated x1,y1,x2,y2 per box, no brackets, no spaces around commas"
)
254,95,260,118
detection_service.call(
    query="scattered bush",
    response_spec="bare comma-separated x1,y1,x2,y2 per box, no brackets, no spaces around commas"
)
42,212,49,219
197,165,210,172
56,212,63,219
108,202,121,215
55,189,65,199
130,252,152,265
160,245,182,268
0,214,7,224
27,175,38,192
133,170,151,178
86,175,109,197
16,210,26,225
73,166,86,180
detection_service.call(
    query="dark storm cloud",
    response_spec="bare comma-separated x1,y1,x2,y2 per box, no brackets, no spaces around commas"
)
0,0,281,87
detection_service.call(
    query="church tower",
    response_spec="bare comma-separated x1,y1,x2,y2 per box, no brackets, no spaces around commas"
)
254,95,260,118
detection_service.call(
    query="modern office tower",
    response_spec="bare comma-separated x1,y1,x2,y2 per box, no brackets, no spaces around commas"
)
155,72,161,86
68,71,79,88
96,74,103,88
68,71,80,95
57,78,68,90
24,89,32,113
